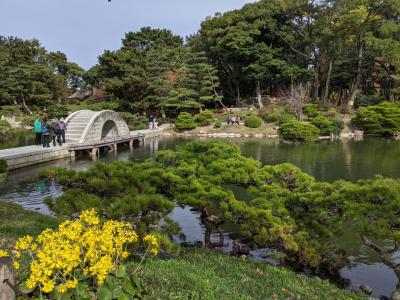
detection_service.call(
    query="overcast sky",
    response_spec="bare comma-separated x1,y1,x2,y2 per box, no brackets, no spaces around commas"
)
0,0,253,69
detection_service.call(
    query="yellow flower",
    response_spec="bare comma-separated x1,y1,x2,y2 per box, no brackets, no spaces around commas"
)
0,250,8,257
13,261,20,270
144,234,159,255
80,209,100,225
15,235,32,251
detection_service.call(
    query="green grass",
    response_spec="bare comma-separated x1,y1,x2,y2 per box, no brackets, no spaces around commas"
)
0,202,361,299
0,202,59,244
129,248,362,300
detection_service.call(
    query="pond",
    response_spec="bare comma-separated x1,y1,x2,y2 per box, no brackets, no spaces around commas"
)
1,135,400,298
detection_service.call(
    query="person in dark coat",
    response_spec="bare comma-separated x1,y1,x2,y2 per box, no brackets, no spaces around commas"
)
41,119,50,148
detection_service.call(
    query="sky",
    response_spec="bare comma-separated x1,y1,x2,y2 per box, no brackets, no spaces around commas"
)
0,0,253,70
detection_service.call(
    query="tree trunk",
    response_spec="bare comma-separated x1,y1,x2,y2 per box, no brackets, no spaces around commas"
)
21,96,32,115
236,85,241,107
348,41,364,108
200,208,224,248
314,57,320,101
256,81,263,108
323,60,333,104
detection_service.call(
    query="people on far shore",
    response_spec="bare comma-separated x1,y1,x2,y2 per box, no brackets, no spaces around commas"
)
149,115,158,130
226,115,240,125
34,115,66,147
34,116,42,146
40,117,50,148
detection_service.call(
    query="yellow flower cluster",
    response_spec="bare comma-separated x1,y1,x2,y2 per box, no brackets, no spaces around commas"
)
144,234,158,255
0,249,8,257
12,209,150,294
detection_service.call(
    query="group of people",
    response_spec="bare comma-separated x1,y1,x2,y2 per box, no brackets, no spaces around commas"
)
148,115,158,130
34,116,66,148
226,115,241,125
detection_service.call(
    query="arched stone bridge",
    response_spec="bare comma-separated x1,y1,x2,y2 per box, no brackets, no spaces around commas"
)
65,110,130,144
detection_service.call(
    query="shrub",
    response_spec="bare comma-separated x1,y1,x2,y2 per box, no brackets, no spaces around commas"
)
278,120,320,141
354,94,384,109
351,101,400,135
214,120,222,128
120,112,148,130
89,101,121,112
311,115,335,136
194,110,214,126
0,120,12,135
0,105,22,117
175,112,196,131
303,104,320,119
47,104,69,119
266,112,296,125
244,116,262,128
331,119,345,136
0,209,158,298
325,108,338,119
20,115,36,127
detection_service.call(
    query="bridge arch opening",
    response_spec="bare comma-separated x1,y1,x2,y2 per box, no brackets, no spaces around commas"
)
101,120,119,139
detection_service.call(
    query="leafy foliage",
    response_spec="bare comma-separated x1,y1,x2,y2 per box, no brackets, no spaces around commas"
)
244,116,262,128
354,94,385,109
175,112,197,131
194,110,214,126
351,101,400,135
303,104,320,119
120,112,148,130
278,121,320,141
310,115,335,136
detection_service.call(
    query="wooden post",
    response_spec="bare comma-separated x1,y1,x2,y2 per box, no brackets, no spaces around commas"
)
129,139,133,150
112,144,117,152
91,148,98,157
0,257,16,300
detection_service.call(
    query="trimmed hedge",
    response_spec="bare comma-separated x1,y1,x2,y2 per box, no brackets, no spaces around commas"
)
351,101,400,136
265,112,296,125
311,115,335,136
278,120,320,141
303,104,320,119
175,112,197,131
244,116,262,128
194,110,214,126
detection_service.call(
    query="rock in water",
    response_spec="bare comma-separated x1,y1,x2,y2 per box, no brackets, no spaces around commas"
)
391,290,400,300
360,284,373,295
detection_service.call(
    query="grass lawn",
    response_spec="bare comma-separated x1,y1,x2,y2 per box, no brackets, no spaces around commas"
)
129,248,362,300
0,201,362,299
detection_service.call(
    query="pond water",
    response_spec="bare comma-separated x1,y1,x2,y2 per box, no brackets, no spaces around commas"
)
1,136,400,298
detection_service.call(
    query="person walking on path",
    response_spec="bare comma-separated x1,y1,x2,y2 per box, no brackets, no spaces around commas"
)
149,115,154,130
52,119,62,146
34,116,42,146
59,118,67,143
153,116,158,130
41,118,50,148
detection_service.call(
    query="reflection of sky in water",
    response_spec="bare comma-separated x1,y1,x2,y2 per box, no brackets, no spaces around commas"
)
1,137,400,297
